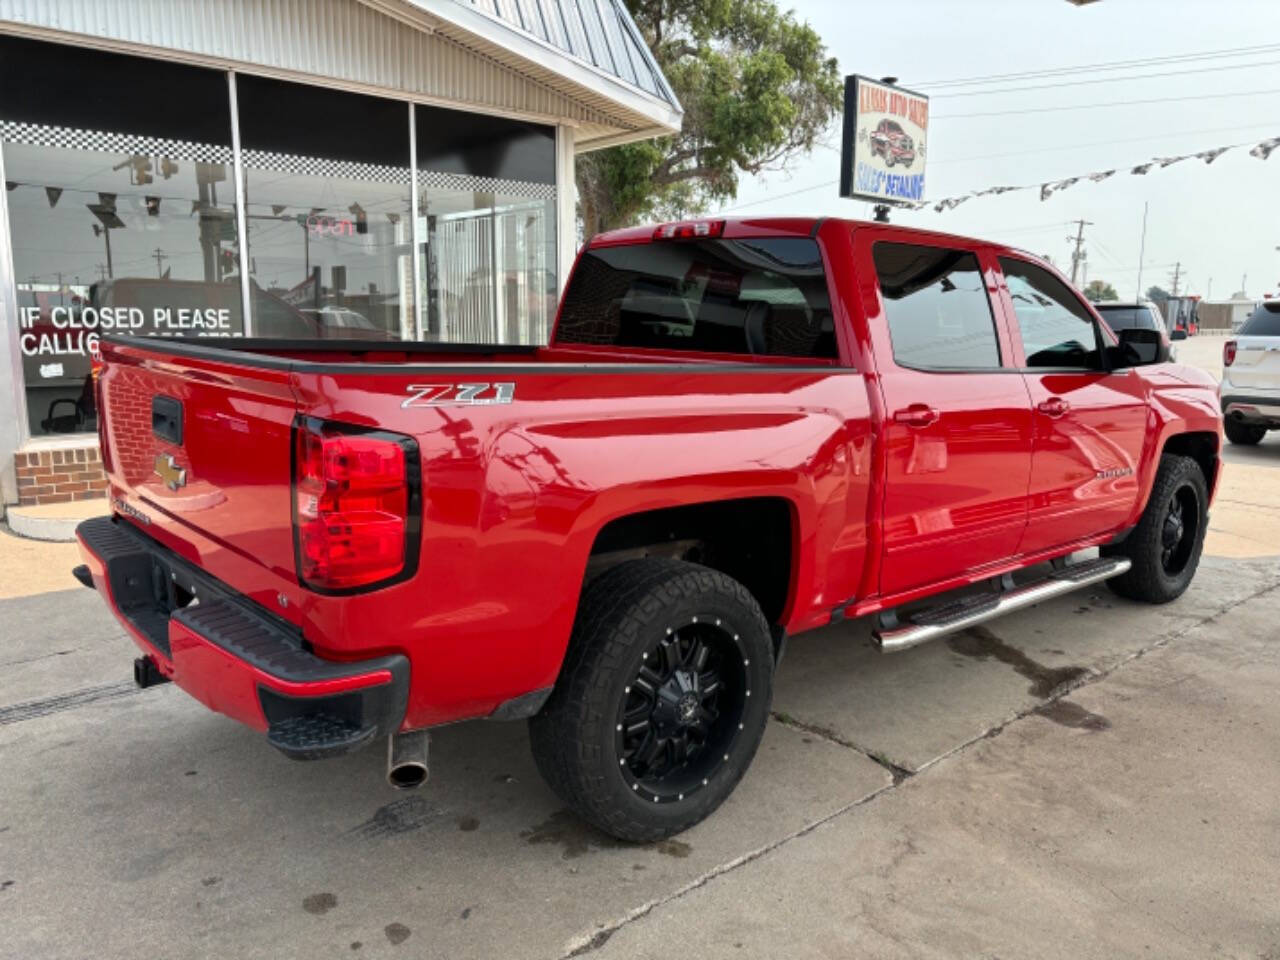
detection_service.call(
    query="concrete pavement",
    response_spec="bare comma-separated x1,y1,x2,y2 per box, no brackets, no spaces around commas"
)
594,585,1280,960
1,548,1276,959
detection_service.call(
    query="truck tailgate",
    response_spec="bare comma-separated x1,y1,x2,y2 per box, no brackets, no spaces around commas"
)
98,338,301,619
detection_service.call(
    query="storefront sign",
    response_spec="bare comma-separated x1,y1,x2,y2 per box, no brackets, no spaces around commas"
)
306,215,356,237
839,75,929,206
18,304,237,358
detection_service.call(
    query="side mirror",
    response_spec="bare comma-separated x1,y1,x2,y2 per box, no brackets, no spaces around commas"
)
1170,328,1188,341
1109,327,1170,368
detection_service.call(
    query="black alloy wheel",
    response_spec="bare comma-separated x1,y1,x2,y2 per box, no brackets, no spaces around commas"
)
617,617,748,804
1160,482,1200,575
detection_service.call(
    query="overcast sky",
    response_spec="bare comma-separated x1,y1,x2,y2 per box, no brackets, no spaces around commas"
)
710,0,1280,301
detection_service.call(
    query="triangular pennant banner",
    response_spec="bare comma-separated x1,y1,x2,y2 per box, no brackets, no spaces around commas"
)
1250,137,1280,159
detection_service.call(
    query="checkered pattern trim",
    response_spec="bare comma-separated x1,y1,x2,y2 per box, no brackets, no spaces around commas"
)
417,169,556,199
242,149,411,184
0,121,232,164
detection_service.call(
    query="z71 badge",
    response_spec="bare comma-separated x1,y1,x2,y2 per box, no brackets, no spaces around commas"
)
402,383,515,407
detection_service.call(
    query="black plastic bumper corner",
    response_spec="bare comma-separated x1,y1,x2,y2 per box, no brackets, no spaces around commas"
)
76,515,409,762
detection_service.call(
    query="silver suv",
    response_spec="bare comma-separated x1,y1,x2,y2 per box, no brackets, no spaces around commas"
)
1221,301,1280,445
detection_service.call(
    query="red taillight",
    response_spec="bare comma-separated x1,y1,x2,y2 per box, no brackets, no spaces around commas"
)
653,220,724,240
1223,340,1237,367
293,419,419,591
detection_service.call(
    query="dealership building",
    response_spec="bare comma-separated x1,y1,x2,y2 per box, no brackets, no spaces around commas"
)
0,0,681,508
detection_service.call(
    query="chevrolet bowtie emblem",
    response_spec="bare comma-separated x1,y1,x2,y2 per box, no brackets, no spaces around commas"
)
154,453,187,491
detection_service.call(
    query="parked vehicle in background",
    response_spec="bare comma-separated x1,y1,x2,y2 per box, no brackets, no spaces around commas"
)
1221,301,1280,444
1095,300,1178,359
868,119,916,167
76,217,1222,843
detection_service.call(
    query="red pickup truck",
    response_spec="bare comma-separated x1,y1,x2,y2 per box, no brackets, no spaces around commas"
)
76,217,1221,842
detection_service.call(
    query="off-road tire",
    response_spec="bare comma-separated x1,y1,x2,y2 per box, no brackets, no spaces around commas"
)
1101,453,1208,603
1224,419,1267,445
529,558,774,843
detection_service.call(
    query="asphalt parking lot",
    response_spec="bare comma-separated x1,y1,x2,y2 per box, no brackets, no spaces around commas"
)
1,334,1277,959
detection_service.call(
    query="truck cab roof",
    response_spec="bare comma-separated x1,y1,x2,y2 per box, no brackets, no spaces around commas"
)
589,216,1021,252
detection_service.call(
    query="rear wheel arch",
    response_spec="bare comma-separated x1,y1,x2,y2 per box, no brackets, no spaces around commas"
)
582,496,798,634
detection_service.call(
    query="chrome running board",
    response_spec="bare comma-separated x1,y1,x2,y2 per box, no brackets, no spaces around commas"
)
873,557,1132,653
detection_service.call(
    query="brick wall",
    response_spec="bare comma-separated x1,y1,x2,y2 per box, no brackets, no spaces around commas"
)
15,446,107,506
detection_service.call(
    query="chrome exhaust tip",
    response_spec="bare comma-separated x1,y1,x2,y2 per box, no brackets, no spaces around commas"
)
386,729,430,789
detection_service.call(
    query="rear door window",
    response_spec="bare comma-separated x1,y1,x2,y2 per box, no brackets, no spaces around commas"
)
871,242,1001,370
555,237,836,359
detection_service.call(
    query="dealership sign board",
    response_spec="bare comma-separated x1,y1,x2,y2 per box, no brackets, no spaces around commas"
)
839,75,929,205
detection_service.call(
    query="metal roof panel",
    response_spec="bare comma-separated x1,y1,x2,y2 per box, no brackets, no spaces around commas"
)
455,0,677,110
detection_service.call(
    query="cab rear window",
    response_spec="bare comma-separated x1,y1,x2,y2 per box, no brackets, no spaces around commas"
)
555,238,837,359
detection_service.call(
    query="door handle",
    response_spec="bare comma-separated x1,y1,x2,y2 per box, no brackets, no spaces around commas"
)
894,403,940,428
1037,397,1070,418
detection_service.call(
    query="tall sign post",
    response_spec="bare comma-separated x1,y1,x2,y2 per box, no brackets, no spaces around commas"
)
839,75,929,221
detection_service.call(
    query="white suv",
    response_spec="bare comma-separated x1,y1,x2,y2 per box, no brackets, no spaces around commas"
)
1221,301,1280,445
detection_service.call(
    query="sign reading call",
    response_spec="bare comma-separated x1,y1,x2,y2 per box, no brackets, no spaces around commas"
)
18,305,237,359
839,75,929,206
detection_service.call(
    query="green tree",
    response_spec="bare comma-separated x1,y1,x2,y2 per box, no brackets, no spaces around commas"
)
576,0,842,239
1145,285,1171,305
1083,279,1119,302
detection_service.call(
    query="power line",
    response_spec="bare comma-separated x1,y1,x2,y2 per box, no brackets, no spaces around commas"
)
934,88,1280,120
929,58,1280,99
720,122,1280,214
930,120,1280,164
911,42,1280,88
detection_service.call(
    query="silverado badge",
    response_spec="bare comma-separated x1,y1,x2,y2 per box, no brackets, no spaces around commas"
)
154,453,187,491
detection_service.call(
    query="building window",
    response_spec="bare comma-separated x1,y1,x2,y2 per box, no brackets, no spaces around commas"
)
1,36,240,437
237,76,414,341
1,37,563,444
415,104,557,345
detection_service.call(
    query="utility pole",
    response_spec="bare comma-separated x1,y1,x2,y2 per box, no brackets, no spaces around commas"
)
1068,219,1092,287
1169,261,1182,297
152,247,167,278
1135,202,1149,301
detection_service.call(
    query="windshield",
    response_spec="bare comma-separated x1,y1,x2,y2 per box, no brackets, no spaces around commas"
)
1240,303,1280,336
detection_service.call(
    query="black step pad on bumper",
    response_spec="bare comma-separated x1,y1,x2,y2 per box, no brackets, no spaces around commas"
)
266,714,379,760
